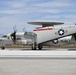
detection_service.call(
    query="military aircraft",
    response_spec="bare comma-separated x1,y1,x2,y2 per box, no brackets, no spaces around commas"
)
1,21,76,50
10,21,76,50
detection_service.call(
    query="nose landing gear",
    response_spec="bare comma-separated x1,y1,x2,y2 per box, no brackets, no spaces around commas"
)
32,42,37,50
1,46,5,50
31,43,42,50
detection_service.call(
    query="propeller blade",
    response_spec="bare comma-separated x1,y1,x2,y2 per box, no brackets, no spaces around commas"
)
11,31,16,41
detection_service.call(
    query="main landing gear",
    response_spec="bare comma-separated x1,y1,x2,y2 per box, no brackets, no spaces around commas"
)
38,44,42,50
32,43,42,50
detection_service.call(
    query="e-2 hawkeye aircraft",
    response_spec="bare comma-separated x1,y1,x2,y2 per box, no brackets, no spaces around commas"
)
0,21,76,50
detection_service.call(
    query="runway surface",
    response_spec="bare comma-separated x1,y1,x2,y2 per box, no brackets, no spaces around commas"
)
0,48,76,75
0,48,76,59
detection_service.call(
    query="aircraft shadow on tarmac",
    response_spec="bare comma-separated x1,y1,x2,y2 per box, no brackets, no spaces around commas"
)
21,48,59,51
21,48,76,51
68,48,76,51
4,48,76,51
21,48,48,51
0,48,57,51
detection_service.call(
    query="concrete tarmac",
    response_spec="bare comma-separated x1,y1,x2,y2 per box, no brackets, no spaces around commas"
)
0,48,76,75
0,59,76,75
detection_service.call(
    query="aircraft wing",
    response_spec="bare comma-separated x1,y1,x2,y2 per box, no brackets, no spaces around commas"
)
27,21,64,27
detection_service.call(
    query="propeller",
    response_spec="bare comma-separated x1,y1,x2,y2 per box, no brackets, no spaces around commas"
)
11,25,17,42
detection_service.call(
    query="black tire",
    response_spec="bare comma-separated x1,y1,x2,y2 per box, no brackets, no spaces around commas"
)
38,44,42,50
31,42,36,50
1,46,5,50
32,46,36,50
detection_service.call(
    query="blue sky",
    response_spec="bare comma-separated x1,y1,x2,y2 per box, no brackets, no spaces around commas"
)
0,0,76,34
